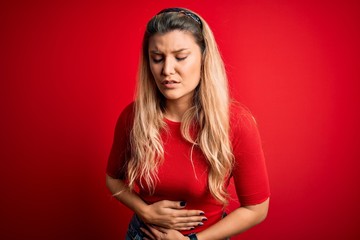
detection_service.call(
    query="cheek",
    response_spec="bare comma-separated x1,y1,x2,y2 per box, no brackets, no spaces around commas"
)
149,65,162,88
149,64,159,79
187,60,201,80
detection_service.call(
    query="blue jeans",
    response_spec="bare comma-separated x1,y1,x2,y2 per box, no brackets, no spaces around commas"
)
125,215,146,240
125,214,230,240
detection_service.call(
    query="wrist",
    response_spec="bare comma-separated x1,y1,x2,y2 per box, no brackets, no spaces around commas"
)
135,202,151,222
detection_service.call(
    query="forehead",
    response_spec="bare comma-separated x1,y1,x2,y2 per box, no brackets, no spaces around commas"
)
148,30,198,52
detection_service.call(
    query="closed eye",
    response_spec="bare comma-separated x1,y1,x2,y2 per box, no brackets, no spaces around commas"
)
151,58,163,63
176,57,187,61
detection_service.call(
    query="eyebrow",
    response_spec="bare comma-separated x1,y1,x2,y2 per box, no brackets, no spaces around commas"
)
149,48,190,54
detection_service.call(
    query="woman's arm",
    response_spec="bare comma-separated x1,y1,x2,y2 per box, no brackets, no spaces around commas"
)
140,199,269,240
196,198,269,240
106,174,205,231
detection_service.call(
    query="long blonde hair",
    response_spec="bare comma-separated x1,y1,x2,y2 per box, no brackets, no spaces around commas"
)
127,8,234,205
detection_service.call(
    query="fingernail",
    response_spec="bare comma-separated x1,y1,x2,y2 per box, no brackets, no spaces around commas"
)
180,201,187,207
202,218,208,221
198,222,204,226
199,212,205,215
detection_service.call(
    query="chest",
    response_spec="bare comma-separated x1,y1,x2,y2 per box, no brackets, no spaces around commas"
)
140,124,210,200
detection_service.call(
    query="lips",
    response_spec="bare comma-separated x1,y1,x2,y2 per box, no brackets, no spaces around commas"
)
161,79,180,89
161,79,179,85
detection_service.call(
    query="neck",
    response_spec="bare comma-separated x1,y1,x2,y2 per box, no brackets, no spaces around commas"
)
164,99,192,122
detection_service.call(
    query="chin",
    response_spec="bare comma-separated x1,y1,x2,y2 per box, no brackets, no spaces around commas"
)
161,93,182,100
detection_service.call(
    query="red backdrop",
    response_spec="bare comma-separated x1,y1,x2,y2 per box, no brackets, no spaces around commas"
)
1,0,360,239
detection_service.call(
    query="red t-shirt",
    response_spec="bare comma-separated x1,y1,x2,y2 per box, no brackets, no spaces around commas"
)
106,102,270,234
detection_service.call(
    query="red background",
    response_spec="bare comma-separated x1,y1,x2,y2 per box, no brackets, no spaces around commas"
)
1,0,360,239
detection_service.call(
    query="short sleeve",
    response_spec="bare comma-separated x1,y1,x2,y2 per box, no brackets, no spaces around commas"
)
106,102,135,179
230,104,270,206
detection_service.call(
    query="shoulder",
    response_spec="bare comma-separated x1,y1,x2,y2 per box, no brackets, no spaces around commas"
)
115,101,135,131
229,100,261,146
120,101,135,117
229,100,257,130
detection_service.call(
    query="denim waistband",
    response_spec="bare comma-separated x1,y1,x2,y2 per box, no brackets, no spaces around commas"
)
125,213,230,240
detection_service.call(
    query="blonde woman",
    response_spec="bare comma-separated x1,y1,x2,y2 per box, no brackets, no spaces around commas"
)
106,7,270,240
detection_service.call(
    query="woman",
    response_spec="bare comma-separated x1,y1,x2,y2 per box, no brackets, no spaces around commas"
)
106,7,270,240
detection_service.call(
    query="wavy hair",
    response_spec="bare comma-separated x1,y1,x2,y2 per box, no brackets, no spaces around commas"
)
127,8,234,205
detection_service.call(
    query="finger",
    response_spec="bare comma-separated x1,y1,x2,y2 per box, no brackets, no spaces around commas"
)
171,217,207,230
161,200,187,209
173,221,204,229
168,215,207,229
141,227,155,240
152,225,169,233
146,224,164,236
172,209,205,217
172,224,204,231
174,226,196,231
175,215,207,223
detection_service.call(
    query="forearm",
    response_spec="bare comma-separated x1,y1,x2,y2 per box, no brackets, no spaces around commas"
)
106,174,205,230
105,174,148,217
196,198,269,240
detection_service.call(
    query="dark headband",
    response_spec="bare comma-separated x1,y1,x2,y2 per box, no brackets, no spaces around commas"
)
157,8,202,29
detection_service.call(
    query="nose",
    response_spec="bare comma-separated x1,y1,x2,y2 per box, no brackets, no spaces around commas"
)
162,58,175,76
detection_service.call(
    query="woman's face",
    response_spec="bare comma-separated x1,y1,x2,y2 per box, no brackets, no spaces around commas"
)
148,30,202,106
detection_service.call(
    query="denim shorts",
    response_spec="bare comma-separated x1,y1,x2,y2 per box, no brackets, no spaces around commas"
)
125,214,230,240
